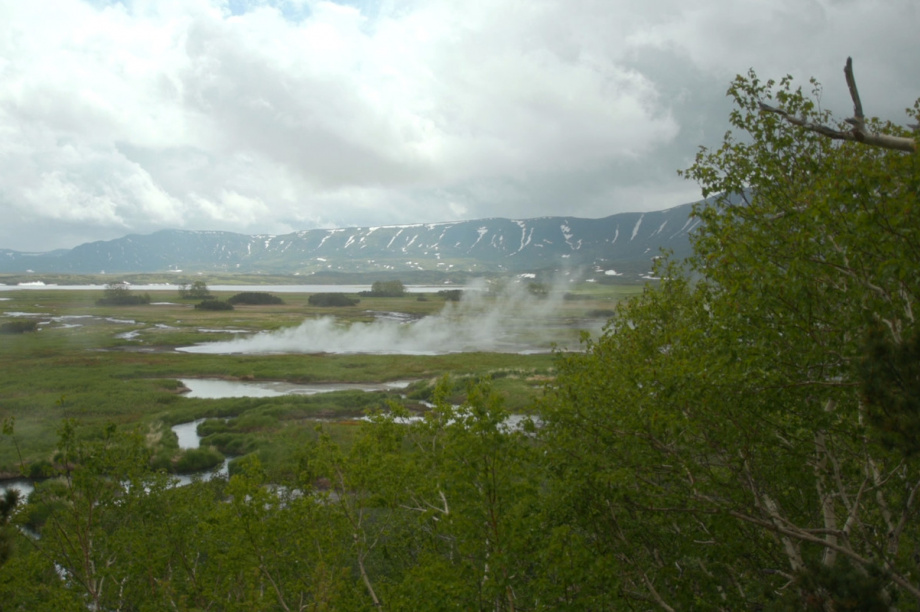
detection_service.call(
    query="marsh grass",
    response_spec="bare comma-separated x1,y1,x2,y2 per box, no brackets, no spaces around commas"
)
0,284,630,474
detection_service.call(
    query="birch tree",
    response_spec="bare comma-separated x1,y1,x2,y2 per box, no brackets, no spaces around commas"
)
541,68,920,609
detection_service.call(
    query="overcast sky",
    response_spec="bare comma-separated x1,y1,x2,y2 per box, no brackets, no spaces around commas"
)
1,0,917,252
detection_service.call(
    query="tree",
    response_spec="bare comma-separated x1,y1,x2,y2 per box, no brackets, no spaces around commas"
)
21,422,164,609
4,62,916,611
758,57,916,153
178,280,211,300
361,280,406,298
0,489,19,567
300,377,547,611
540,68,920,608
96,282,150,306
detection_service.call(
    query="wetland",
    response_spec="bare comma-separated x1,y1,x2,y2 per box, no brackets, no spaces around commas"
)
0,277,637,480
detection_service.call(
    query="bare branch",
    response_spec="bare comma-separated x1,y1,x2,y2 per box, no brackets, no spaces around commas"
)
844,57,865,128
640,569,676,612
758,57,916,153
890,478,920,556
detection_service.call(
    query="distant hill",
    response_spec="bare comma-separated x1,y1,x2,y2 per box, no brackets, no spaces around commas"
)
0,202,701,278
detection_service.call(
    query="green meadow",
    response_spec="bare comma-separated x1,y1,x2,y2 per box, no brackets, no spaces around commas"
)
0,281,634,478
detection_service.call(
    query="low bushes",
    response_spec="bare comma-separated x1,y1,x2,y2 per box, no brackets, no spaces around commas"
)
204,433,258,456
227,292,284,305
0,320,38,334
194,300,234,311
173,446,224,474
438,289,463,301
308,293,359,307
96,283,151,306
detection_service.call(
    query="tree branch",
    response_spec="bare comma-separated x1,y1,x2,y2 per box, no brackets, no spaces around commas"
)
759,57,916,153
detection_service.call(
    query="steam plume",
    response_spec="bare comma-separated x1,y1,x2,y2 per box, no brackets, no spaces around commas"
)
179,280,596,355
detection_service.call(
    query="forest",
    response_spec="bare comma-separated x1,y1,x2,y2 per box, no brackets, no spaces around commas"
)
1,68,919,610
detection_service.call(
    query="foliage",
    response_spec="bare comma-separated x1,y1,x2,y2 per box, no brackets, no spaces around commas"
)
308,292,360,307
173,445,224,473
0,320,38,334
527,282,548,297
0,489,18,566
360,280,406,297
178,280,211,300
227,291,285,305
437,289,463,301
239,291,282,306
539,71,920,608
0,387,535,610
194,299,234,311
95,282,150,306
6,65,915,610
860,326,920,456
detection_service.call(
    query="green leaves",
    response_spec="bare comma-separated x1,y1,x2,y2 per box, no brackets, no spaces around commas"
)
540,70,920,608
3,66,918,610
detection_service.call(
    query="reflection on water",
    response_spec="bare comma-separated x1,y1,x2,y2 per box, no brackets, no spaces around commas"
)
171,458,231,487
0,479,34,500
169,420,231,485
0,420,236,499
172,419,206,449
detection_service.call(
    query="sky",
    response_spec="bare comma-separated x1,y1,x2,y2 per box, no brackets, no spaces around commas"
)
0,0,917,252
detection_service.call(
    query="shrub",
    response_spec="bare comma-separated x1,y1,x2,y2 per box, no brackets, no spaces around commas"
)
204,433,258,456
233,413,278,432
527,282,549,297
438,289,463,302
308,293,360,307
194,300,234,311
227,292,284,305
586,309,616,319
197,419,231,437
27,460,53,479
173,447,224,474
178,280,211,300
359,280,405,297
96,282,151,306
0,320,39,334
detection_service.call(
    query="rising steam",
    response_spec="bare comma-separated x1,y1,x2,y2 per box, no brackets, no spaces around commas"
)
179,280,596,355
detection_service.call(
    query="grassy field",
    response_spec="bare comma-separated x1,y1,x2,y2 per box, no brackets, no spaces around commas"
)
0,281,638,477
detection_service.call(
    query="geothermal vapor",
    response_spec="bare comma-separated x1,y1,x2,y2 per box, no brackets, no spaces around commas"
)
179,280,597,355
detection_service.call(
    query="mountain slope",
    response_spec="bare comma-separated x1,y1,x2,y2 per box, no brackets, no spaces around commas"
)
0,203,701,276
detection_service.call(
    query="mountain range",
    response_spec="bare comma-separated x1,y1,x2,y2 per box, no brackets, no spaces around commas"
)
0,202,701,278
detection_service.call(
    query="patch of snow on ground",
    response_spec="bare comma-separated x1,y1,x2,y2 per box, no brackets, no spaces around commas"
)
630,214,644,240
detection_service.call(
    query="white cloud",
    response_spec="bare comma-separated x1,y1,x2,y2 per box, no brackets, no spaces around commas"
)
0,0,916,251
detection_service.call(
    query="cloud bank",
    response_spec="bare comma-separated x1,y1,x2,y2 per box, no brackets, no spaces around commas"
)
1,0,917,251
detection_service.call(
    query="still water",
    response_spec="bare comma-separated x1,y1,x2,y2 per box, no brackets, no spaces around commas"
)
0,283,449,294
179,378,412,399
